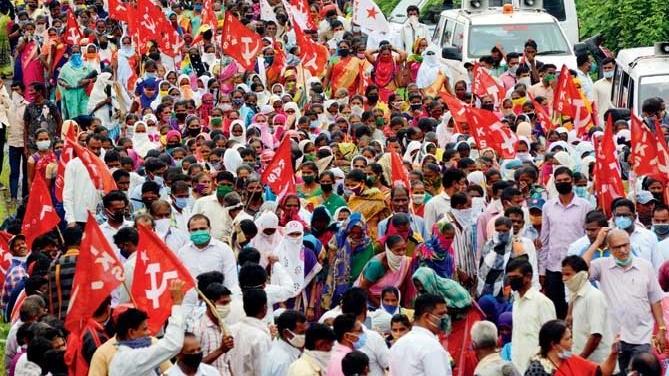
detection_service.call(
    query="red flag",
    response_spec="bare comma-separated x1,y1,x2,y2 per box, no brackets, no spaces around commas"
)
390,151,410,191
221,12,263,71
471,63,506,106
0,231,13,284
529,94,554,133
593,116,625,217
22,174,61,250
55,125,77,202
133,0,169,54
293,21,329,77
631,114,661,177
64,10,82,46
65,213,124,333
553,65,593,137
191,0,217,45
108,0,128,21
156,13,184,57
464,107,518,159
440,92,468,123
132,225,195,334
71,142,117,194
261,136,296,200
282,0,316,30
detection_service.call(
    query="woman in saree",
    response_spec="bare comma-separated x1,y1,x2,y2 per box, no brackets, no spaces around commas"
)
416,44,453,98
27,128,57,187
273,221,322,312
313,170,347,217
320,212,375,310
406,37,428,83
355,234,413,307
310,206,338,248
415,221,457,279
365,43,407,103
0,4,12,78
276,194,311,227
58,44,93,119
344,168,391,240
323,39,364,97
16,21,45,102
525,320,617,376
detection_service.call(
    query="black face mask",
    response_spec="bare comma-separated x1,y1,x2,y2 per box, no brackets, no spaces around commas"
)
120,247,133,260
100,41,108,49
167,142,180,149
508,276,524,291
148,52,161,61
320,183,333,193
410,103,422,111
481,103,494,111
367,94,379,103
338,48,350,57
180,352,203,369
555,182,573,195
187,128,201,137
248,191,262,200
175,112,187,122
106,209,125,223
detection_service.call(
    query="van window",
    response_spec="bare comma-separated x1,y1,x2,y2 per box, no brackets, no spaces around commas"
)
543,0,566,21
468,23,570,58
639,75,669,114
611,66,622,105
452,22,464,52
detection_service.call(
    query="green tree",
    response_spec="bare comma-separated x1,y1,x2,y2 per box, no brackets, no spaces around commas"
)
576,0,669,51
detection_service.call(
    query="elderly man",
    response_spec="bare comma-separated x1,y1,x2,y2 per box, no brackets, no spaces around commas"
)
471,320,519,376
378,185,427,240
583,228,666,373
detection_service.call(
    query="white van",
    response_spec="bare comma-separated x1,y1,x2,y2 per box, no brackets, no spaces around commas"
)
612,43,669,115
432,0,577,69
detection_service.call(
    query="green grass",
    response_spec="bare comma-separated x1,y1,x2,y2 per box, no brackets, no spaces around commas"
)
1,156,11,224
0,322,10,373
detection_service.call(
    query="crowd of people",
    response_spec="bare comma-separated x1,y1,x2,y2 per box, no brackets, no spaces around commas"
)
0,0,669,375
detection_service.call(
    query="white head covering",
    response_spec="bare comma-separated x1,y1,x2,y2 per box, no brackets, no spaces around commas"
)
274,221,306,292
251,212,283,267
403,140,422,163
223,148,243,176
229,120,246,144
131,121,158,158
416,45,448,89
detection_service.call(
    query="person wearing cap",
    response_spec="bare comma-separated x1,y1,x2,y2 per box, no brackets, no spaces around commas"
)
636,190,657,228
0,235,29,316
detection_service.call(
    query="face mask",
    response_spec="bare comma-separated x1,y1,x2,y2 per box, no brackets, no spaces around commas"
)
320,183,333,193
338,48,350,57
382,303,398,315
652,224,669,238
614,216,633,230
286,330,306,348
352,331,367,350
410,103,422,111
107,209,125,224
555,182,572,195
174,197,188,209
408,15,418,24
309,120,320,130
385,245,403,271
603,70,614,79
121,45,135,55
558,347,572,360
589,62,598,74
71,53,83,67
508,65,518,75
517,152,532,162
155,218,170,235
428,313,450,333
453,208,473,224
615,255,633,267
303,175,315,184
518,77,532,87
264,56,274,66
36,140,51,151
180,352,203,369
232,98,244,107
564,270,589,293
497,232,510,244
175,112,188,122
216,185,233,199
190,229,211,245
188,128,200,137
216,303,230,319
508,276,524,291
481,103,494,111
574,186,588,198
411,193,425,203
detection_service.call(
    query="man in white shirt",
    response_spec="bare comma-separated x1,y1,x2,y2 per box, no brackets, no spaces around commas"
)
99,190,134,260
263,310,308,376
399,5,429,53
576,54,595,101
150,200,189,252
169,180,192,233
508,258,556,373
562,255,611,363
167,333,219,376
176,214,239,294
389,294,452,375
611,199,662,270
593,57,615,123
191,171,233,240
227,289,272,376
109,280,186,376
128,157,168,212
63,133,104,227
424,168,467,238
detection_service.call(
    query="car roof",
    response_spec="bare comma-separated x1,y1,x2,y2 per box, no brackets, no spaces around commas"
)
616,47,669,79
442,8,557,25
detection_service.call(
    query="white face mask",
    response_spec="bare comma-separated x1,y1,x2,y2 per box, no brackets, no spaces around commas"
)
518,77,532,87
36,140,51,151
307,350,332,369
215,303,230,319
154,218,170,236
284,234,303,248
603,70,614,79
408,15,419,24
385,245,403,271
286,330,306,348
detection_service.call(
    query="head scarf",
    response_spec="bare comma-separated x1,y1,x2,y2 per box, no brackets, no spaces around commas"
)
250,211,283,267
416,221,455,278
412,266,471,311
132,121,158,158
275,221,306,291
229,120,246,144
278,194,306,227
416,45,446,89
198,93,214,125
223,147,243,176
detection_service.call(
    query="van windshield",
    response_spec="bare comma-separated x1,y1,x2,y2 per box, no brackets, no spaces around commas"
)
468,23,570,58
639,75,669,114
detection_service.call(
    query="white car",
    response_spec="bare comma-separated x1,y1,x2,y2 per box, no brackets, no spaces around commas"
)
612,44,669,115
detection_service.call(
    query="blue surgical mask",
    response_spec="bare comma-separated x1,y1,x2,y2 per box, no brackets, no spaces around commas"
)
152,175,164,186
353,332,367,350
309,120,320,129
615,255,633,267
382,304,397,315
614,215,633,230
174,197,188,209
574,186,588,198
71,53,83,67
603,70,614,79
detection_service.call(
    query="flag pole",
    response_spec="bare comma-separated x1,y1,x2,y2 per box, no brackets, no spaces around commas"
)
122,281,139,307
195,287,230,336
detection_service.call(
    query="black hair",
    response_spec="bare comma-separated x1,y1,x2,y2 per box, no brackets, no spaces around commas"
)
103,190,129,208
500,187,522,204
561,255,588,273
585,210,608,227
115,308,149,340
385,234,404,250
197,271,224,292
238,247,261,266
442,168,466,189
553,166,573,179
342,351,370,376
242,288,267,317
612,198,636,214
505,258,533,276
304,323,336,350
504,206,524,218
238,264,267,289
204,282,231,302
451,192,469,208
333,313,357,342
538,320,567,356
391,313,412,328
413,293,446,319
276,309,307,338
341,287,367,317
